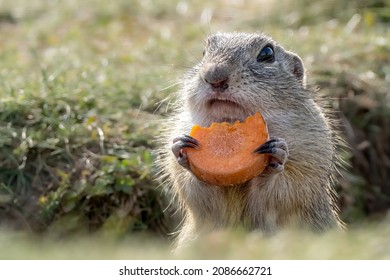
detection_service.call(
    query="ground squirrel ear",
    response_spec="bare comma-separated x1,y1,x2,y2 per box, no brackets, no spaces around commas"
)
287,51,306,87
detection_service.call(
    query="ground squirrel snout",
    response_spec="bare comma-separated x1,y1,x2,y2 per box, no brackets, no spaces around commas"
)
157,32,344,249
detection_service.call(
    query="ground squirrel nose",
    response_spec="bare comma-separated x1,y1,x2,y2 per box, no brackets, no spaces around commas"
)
202,63,230,91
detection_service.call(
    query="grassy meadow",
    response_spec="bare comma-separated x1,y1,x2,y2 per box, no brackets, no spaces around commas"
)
0,0,389,259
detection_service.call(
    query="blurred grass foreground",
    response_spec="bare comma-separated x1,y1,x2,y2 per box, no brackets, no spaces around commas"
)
0,0,389,259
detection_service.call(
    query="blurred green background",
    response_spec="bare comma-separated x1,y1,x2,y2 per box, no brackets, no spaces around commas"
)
0,0,389,259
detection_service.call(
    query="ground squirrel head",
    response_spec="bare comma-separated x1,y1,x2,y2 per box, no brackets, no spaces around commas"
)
183,32,309,126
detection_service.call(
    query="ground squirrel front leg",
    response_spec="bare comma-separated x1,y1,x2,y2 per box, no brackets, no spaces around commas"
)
254,137,289,174
171,134,199,170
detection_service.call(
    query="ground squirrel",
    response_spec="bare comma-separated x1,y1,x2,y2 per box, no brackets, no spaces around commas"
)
157,32,344,249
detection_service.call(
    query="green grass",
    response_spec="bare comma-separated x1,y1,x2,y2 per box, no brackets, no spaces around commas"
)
2,221,390,259
0,0,389,258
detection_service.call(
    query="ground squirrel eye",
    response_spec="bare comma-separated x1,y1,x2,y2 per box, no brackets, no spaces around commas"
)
257,45,274,62
202,49,206,57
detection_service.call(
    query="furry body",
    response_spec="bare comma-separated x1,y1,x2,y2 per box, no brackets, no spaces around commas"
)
158,32,343,248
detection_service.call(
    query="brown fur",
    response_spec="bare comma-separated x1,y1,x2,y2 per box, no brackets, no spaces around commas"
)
156,32,344,249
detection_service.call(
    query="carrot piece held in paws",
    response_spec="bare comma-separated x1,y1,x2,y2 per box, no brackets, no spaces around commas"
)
187,112,269,186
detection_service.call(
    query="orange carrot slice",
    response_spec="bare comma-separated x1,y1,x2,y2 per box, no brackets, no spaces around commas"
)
187,112,269,186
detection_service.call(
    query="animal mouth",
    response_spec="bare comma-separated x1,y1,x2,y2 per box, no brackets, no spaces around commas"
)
208,98,240,108
206,97,246,123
